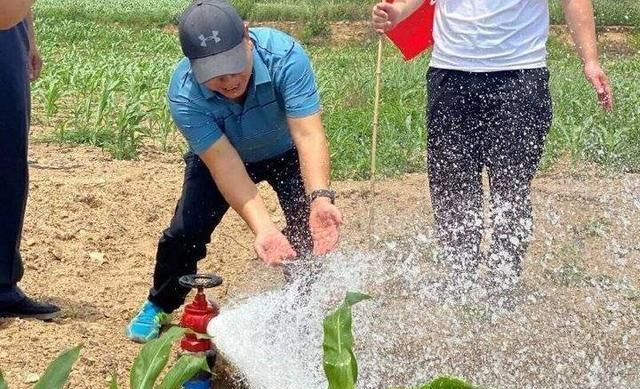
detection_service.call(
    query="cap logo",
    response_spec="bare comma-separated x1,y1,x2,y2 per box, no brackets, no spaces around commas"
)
198,30,222,47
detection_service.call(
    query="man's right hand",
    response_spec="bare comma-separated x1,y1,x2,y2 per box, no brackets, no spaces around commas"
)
371,1,405,33
200,137,297,266
583,61,614,112
254,229,297,266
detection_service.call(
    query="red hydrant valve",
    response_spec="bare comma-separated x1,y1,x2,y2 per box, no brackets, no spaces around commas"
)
177,274,224,388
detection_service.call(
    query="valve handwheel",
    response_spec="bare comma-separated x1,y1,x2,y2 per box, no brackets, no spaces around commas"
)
179,274,223,290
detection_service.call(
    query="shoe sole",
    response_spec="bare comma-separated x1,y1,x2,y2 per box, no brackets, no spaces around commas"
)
0,311,61,321
127,333,155,344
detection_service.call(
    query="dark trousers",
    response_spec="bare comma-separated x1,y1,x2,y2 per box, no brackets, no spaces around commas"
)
426,67,552,283
0,22,30,306
148,148,312,312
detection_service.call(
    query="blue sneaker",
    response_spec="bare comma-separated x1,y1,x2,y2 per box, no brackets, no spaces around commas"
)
126,300,171,343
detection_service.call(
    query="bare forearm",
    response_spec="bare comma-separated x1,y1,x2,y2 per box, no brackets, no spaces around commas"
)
0,0,34,30
201,138,276,235
562,0,599,65
289,114,331,193
299,134,331,193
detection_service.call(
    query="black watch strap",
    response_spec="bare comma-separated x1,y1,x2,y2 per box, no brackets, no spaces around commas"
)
309,189,336,204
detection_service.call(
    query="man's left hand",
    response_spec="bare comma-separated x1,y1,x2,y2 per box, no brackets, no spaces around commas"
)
584,61,614,112
309,198,343,256
28,46,42,81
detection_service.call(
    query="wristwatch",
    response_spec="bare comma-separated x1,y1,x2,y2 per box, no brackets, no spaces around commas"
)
309,189,336,204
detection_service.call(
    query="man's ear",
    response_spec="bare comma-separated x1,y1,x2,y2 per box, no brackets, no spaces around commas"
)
243,23,253,49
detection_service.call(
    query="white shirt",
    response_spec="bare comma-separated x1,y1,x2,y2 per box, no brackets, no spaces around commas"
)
429,0,549,71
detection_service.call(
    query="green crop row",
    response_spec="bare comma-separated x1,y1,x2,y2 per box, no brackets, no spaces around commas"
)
33,0,640,26
31,17,640,178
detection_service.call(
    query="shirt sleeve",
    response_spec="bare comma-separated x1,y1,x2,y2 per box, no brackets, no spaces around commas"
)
276,42,321,118
168,95,223,155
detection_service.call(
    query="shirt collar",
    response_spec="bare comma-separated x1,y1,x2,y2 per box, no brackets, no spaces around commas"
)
252,48,271,86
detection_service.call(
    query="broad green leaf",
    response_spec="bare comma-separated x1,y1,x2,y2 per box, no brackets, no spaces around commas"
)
428,377,474,389
343,292,370,307
156,354,209,389
0,370,8,389
130,326,185,389
323,292,371,389
109,372,118,389
393,376,476,389
33,345,81,389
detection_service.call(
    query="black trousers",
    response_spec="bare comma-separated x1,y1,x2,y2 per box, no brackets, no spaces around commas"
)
148,148,312,312
0,22,30,307
426,67,552,283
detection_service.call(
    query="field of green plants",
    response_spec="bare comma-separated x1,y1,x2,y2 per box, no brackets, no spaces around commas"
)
30,0,640,179
34,0,640,26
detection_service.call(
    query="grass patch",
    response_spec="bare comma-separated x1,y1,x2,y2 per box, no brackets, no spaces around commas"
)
35,0,640,26
251,2,367,22
34,0,369,25
543,36,640,171
34,0,189,27
549,0,640,27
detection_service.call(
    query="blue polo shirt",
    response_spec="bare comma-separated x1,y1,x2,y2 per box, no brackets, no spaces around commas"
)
168,27,321,163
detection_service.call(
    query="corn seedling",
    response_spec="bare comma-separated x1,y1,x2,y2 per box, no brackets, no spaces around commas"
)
0,327,207,389
323,292,477,389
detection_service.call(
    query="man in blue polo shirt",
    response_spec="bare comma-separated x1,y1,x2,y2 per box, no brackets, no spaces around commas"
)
127,0,343,342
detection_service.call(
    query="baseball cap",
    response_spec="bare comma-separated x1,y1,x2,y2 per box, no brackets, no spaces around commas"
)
178,0,248,83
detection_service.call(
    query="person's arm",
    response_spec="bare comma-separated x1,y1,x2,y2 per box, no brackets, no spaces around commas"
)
289,113,343,255
25,10,43,81
288,113,331,194
0,0,34,30
371,0,424,32
278,40,343,256
199,136,296,265
561,0,614,111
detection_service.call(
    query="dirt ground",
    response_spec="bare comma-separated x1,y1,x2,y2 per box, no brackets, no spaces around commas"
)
0,140,638,388
0,21,638,389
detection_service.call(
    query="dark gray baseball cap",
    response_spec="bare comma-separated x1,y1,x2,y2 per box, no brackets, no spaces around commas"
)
178,0,248,83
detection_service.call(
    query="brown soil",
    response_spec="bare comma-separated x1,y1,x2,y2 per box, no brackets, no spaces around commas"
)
0,140,638,388
550,25,639,56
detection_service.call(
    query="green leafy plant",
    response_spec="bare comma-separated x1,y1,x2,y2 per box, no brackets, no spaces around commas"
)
0,345,80,389
323,292,476,389
300,2,332,45
0,327,208,389
413,377,475,389
301,11,331,45
323,291,371,389
118,326,210,389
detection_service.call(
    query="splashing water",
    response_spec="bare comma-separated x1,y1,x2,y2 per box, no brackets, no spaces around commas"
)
209,174,640,389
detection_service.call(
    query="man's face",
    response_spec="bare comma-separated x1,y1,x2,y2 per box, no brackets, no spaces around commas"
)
204,37,254,102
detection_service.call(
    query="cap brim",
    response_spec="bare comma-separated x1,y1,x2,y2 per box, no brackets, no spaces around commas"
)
190,40,248,84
